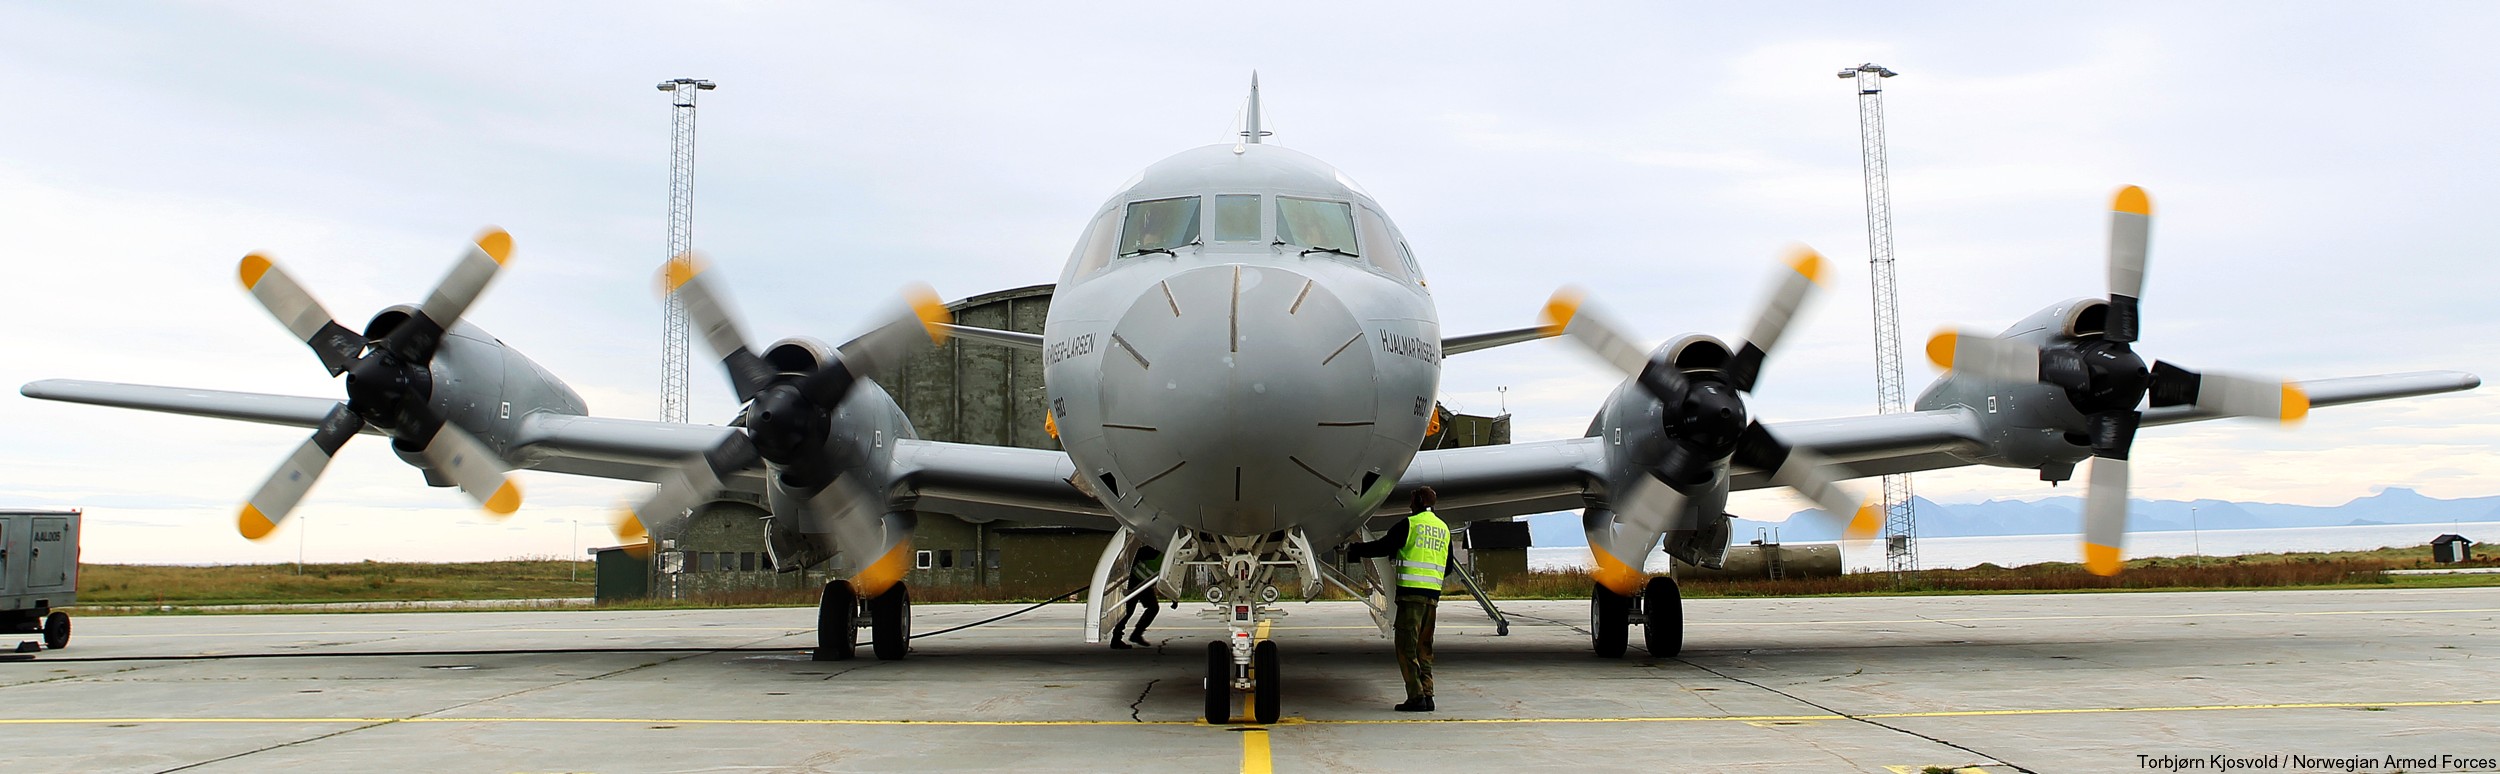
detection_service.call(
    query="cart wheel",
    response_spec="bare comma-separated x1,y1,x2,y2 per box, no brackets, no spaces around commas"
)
42,612,68,650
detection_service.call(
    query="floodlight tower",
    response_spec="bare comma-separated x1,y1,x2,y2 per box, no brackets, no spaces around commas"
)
657,78,716,425
1838,63,1918,574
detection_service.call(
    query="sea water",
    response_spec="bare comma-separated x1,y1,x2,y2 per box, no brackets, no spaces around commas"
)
1525,520,2500,573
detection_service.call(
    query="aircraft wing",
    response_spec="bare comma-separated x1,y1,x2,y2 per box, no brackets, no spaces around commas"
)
888,439,1112,526
1392,370,2477,518
505,414,757,487
22,379,375,433
1391,437,1605,524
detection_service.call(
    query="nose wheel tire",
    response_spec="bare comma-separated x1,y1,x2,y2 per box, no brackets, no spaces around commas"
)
869,581,912,661
40,612,69,651
1590,583,1630,658
814,580,857,661
1204,641,1232,724
1251,639,1281,725
1643,576,1682,657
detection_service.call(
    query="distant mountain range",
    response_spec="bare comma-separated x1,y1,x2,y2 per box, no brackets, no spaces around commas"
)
1523,488,2500,547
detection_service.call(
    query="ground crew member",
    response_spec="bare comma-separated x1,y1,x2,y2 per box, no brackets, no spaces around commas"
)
1347,486,1449,712
1109,545,1168,649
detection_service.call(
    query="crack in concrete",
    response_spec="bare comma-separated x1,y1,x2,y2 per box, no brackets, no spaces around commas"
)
1129,678,1161,722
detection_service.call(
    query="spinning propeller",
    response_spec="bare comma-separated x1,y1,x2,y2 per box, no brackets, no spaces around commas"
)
1542,248,1881,559
233,230,524,540
609,256,950,570
1926,187,2309,575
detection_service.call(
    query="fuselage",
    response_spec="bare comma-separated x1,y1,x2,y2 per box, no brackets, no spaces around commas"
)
1041,143,1440,545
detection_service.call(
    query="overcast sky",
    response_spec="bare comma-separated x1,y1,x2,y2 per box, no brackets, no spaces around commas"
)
2,2,2492,564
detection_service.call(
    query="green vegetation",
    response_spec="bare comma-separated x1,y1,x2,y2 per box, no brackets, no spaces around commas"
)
68,542,2499,613
77,559,593,607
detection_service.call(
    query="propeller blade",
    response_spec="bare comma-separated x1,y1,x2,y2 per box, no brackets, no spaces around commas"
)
238,403,366,540
385,228,514,362
2149,361,2310,421
1727,246,1827,392
612,434,763,546
238,253,365,376
2082,455,2130,576
1541,287,1652,378
1732,422,1880,541
2105,186,2151,343
831,284,953,384
1593,474,1687,595
661,254,778,401
415,421,522,517
1925,330,2044,382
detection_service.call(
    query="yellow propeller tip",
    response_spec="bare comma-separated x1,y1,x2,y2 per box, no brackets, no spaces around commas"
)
238,504,277,541
2084,542,2123,576
474,227,514,264
853,539,915,598
2280,385,2310,422
1845,500,1883,541
1540,287,1585,337
483,479,522,516
2112,186,2152,216
611,508,648,541
239,253,274,290
904,284,952,345
1924,331,1959,370
1785,246,1828,286
660,253,707,295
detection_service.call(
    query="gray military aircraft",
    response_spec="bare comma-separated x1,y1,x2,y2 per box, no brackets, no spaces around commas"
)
21,79,2480,724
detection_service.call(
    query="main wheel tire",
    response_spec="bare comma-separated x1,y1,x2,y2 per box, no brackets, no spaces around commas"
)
1642,576,1683,658
1591,584,1630,658
41,612,68,650
1204,641,1232,724
1252,639,1281,724
869,581,912,661
814,580,858,661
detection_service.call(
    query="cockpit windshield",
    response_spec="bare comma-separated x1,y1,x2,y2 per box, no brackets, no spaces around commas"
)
1120,197,1200,256
1276,197,1358,256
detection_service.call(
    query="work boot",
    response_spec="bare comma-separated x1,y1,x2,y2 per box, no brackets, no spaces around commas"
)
1394,697,1433,712
1109,638,1132,650
1128,633,1149,647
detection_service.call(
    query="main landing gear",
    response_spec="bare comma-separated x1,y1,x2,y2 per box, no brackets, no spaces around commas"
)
1590,576,1681,658
815,579,911,661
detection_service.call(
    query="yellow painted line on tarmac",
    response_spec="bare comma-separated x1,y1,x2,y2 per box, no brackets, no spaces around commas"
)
1241,727,1273,774
1690,607,2500,627
8,698,2492,729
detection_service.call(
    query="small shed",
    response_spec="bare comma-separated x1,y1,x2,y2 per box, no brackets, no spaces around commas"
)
2432,534,2473,564
591,545,652,604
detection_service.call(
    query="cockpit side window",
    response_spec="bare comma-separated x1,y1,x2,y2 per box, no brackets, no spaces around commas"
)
1276,197,1358,256
1067,206,1124,279
1207,194,1261,242
1120,196,1200,256
1354,206,1410,280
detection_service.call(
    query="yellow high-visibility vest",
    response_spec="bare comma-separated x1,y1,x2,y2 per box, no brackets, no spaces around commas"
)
1395,510,1450,591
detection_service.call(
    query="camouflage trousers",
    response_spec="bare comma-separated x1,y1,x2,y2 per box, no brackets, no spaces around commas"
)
1394,595,1438,700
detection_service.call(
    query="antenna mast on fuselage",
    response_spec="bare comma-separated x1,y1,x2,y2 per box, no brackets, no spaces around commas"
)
1240,72,1271,144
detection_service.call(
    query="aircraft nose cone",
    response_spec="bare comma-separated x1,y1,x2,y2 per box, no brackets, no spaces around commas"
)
1097,265,1378,535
